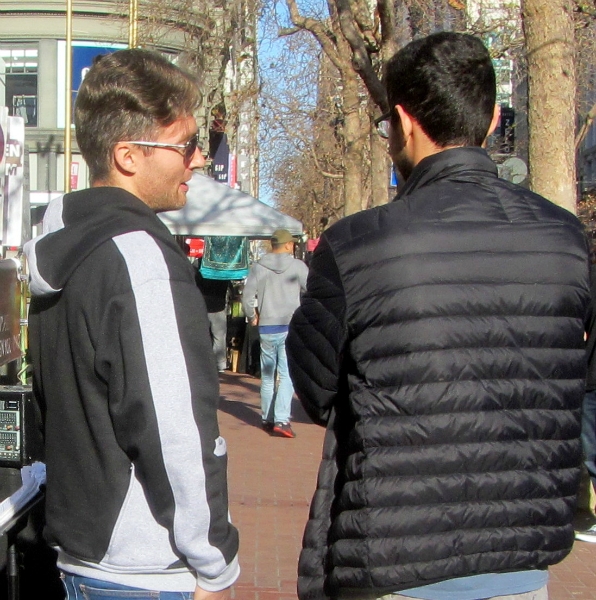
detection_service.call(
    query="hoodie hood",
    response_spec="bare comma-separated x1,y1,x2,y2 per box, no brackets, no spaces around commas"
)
257,252,296,274
24,187,180,297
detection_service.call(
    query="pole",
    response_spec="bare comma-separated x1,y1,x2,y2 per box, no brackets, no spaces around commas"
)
18,260,27,386
64,0,73,193
129,0,138,48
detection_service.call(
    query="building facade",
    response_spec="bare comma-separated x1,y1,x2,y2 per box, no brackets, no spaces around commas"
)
0,0,259,203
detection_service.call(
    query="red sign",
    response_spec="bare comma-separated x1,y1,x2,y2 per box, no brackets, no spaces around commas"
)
70,162,79,190
186,238,205,258
228,153,237,188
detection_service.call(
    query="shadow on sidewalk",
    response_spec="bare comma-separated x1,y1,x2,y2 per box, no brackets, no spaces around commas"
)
218,372,316,428
219,372,260,394
218,394,315,428
218,397,262,427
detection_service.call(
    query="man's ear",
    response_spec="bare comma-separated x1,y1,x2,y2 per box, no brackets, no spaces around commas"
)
113,142,140,175
487,104,500,138
395,105,414,141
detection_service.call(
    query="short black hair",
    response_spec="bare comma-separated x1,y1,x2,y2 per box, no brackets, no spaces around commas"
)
384,32,496,147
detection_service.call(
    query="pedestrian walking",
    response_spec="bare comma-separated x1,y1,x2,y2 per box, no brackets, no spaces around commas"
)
196,269,231,372
24,49,239,600
242,229,308,438
287,32,591,600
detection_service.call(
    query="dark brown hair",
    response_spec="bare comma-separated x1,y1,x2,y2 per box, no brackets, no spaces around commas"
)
74,49,201,183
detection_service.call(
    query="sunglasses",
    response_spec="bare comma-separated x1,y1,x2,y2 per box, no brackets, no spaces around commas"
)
374,111,392,139
123,133,203,163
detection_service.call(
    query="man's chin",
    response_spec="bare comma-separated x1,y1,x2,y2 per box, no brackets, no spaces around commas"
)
154,197,187,213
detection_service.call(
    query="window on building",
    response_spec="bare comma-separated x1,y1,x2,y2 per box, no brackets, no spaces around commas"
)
0,45,38,127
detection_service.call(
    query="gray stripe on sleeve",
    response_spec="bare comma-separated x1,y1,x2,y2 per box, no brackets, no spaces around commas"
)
113,231,228,577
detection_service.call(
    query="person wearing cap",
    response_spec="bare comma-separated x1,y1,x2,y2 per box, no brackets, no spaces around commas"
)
242,229,308,438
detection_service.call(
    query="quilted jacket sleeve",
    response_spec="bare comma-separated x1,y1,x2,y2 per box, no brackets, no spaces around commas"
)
287,234,348,426
586,264,596,389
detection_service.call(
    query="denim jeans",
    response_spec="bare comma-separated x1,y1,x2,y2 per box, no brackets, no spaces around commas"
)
581,389,596,493
62,573,193,600
259,331,294,423
379,584,548,599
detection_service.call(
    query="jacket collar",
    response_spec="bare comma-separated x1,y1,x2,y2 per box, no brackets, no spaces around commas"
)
395,147,498,201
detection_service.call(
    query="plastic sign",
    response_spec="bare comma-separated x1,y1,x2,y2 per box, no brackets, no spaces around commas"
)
3,116,28,248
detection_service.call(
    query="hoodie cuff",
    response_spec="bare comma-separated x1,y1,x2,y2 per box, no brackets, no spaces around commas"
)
195,554,240,592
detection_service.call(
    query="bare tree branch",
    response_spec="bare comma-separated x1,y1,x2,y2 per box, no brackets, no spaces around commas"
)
283,0,343,69
377,0,399,60
334,0,388,110
310,146,345,179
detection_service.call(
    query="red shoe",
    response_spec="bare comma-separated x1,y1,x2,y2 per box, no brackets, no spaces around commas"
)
272,422,296,438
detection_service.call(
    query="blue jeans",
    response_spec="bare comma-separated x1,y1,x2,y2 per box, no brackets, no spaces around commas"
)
62,573,193,599
581,390,596,493
259,331,294,423
380,584,549,599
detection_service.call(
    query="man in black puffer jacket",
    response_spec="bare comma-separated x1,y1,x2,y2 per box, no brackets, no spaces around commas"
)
287,32,591,600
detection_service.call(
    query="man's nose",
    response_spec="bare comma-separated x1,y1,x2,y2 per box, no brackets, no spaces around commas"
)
190,148,206,169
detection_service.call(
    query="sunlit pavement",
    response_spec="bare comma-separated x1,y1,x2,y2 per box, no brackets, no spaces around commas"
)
218,371,596,600
218,371,323,599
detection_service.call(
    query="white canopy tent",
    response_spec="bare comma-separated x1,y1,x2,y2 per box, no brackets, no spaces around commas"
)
159,173,303,238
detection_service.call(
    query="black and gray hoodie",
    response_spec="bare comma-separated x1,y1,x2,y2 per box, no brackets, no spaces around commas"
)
23,187,239,592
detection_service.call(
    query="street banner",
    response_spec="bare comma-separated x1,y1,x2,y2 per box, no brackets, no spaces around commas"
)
0,107,8,243
3,116,28,248
56,41,126,127
212,133,230,184
228,153,237,188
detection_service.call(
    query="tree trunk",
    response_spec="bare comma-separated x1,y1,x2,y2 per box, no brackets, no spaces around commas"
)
522,0,576,213
342,75,365,216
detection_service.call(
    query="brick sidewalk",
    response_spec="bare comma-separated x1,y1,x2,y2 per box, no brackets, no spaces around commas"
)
218,371,596,600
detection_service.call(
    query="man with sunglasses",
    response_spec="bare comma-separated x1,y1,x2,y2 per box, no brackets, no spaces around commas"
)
24,49,239,600
288,32,590,600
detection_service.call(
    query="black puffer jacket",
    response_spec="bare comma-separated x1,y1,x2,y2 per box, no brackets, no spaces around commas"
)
584,264,596,390
287,148,591,599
